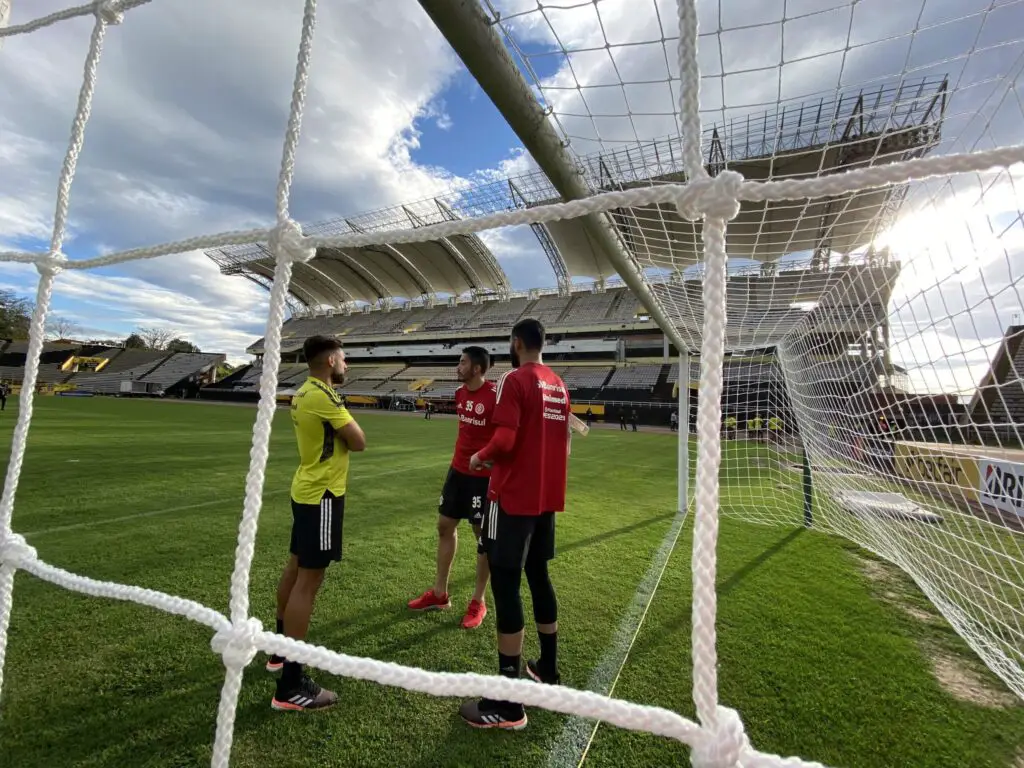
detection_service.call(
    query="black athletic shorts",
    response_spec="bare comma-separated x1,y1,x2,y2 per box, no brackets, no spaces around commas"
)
290,491,344,570
481,500,556,570
438,467,489,526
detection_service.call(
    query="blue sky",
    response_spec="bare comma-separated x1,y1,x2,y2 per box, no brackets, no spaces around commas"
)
1,0,1022,394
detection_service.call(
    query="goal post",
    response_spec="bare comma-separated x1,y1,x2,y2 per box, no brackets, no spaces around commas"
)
678,349,690,515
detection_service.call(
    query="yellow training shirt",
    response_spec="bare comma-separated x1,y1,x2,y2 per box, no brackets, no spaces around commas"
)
290,376,355,504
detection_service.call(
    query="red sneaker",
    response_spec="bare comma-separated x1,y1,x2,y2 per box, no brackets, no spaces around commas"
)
408,589,451,611
461,599,487,629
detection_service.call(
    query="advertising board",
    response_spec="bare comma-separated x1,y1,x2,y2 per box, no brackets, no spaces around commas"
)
895,442,1024,519
978,459,1024,518
894,442,980,492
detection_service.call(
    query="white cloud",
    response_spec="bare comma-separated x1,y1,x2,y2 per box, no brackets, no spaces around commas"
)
0,256,268,364
0,0,527,358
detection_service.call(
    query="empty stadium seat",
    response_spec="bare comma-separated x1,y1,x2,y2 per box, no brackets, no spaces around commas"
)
605,364,663,389
606,290,641,321
556,366,612,388
528,295,572,326
472,297,531,328
394,365,458,381
423,302,484,331
140,353,223,388
560,292,618,325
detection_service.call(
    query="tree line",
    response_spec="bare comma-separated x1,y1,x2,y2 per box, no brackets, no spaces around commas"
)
0,289,201,353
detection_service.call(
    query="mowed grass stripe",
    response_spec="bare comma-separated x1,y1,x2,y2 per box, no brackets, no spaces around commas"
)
0,398,1021,768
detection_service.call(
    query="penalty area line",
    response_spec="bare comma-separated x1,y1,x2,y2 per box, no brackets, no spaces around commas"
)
22,459,449,538
546,499,691,768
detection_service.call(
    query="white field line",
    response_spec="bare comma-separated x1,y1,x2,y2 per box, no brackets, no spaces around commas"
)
547,500,691,768
22,460,450,538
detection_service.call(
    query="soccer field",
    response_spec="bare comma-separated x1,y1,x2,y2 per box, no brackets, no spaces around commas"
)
1,398,1022,767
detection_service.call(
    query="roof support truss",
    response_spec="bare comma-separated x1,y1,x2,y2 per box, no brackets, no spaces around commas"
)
509,179,571,296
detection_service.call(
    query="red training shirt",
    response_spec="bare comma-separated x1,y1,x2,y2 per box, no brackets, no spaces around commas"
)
451,380,498,477
484,362,571,516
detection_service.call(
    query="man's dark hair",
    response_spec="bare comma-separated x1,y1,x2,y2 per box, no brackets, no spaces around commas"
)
511,317,545,351
462,345,490,374
303,334,343,364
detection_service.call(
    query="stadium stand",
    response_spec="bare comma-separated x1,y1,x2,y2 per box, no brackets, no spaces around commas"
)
0,341,226,397
349,364,406,381
556,365,612,388
138,353,223,388
75,362,168,394
422,301,483,331
246,286,660,353
278,364,308,385
560,291,618,324
528,295,572,326
666,361,700,384
0,342,79,384
606,364,662,390
472,296,533,329
131,258,926,433
421,383,460,398
393,365,459,381
964,325,1024,443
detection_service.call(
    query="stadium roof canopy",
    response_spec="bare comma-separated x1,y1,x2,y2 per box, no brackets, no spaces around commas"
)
208,74,947,312
207,204,511,311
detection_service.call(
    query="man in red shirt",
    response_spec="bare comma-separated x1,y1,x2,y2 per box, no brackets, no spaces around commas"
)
407,346,495,629
459,318,570,730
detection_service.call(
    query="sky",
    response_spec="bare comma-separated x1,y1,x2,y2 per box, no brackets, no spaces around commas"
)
0,0,1022,395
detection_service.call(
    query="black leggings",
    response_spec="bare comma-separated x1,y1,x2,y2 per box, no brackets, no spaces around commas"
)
490,558,557,634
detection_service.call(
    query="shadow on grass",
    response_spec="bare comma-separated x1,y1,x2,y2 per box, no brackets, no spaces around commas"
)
720,526,806,597
317,509,679,648
627,525,806,661
1,658,224,768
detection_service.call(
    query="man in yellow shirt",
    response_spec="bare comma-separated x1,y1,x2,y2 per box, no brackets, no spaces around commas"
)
269,335,366,712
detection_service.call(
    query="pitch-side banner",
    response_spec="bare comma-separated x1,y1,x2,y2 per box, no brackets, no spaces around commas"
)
895,442,1024,519
978,458,1024,518
894,442,981,491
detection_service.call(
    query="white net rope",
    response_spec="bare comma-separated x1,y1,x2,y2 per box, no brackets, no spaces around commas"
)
485,0,1024,708
490,0,1024,704
0,2,1022,768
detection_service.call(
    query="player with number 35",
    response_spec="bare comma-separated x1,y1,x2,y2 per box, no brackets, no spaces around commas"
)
407,346,497,629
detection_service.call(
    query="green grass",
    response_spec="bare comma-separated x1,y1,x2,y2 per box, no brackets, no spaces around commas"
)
0,398,1020,767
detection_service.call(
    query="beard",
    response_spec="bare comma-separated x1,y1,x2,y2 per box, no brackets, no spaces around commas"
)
333,368,346,386
509,343,521,369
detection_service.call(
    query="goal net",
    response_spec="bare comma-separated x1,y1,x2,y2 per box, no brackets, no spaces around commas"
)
483,0,1024,705
1,1,1023,767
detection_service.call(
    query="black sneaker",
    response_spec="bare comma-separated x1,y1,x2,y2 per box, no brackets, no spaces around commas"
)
271,674,339,712
525,659,560,685
266,654,285,673
459,698,527,730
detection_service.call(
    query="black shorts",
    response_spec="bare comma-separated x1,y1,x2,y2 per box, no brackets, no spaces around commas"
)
481,500,556,570
438,467,489,526
290,491,344,570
